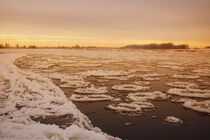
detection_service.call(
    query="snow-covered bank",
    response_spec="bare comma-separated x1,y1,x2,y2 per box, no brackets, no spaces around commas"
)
0,53,119,140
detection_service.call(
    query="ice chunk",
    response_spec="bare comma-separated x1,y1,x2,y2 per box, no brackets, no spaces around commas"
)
127,91,170,101
69,94,114,102
171,98,190,103
81,70,129,77
74,84,108,94
164,116,183,124
106,103,141,112
183,100,210,114
166,82,198,88
167,88,210,98
171,74,200,79
134,81,150,86
112,84,149,91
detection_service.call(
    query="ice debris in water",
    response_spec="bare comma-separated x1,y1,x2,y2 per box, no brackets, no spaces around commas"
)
81,70,130,77
107,91,170,116
166,82,198,88
107,103,142,113
112,84,150,91
134,81,150,86
167,87,210,98
47,73,90,88
183,100,210,114
106,101,154,116
69,94,114,102
127,91,170,101
171,74,200,79
171,97,190,103
74,84,108,94
60,80,90,88
192,69,210,77
135,73,165,81
164,116,183,124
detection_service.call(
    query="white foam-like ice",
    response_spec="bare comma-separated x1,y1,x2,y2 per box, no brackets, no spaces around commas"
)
81,70,129,77
134,81,150,86
164,116,183,124
127,91,170,101
183,100,210,114
74,84,108,94
107,103,142,112
112,84,150,91
171,74,200,79
167,88,210,98
69,94,114,102
166,82,198,88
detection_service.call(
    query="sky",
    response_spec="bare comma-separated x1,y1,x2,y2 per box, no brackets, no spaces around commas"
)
0,0,210,48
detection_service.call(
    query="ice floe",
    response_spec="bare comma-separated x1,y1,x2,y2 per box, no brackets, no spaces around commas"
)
106,101,154,116
112,84,150,91
192,69,210,77
171,74,200,79
74,84,108,94
183,100,210,114
164,116,183,124
69,94,114,102
127,91,170,101
166,82,198,88
134,81,150,86
167,88,210,98
81,70,129,77
171,98,190,103
106,103,141,113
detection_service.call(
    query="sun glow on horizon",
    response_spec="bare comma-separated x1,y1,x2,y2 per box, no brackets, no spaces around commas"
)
0,0,209,48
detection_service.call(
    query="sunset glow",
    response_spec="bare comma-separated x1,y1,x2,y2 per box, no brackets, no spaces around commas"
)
0,0,210,48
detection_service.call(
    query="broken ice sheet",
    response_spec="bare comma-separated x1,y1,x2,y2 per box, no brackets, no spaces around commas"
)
167,87,210,98
112,84,150,91
164,116,183,124
69,94,114,102
183,100,210,114
74,84,108,94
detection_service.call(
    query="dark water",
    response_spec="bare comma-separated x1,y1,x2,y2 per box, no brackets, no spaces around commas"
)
75,101,210,140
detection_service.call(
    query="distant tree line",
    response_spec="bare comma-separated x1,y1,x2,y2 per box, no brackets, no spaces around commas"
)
122,43,189,49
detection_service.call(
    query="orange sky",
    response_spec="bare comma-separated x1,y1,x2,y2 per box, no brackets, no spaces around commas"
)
0,0,210,48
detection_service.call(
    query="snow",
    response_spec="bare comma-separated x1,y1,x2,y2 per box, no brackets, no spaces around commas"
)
69,94,114,102
74,84,108,94
0,123,109,140
0,53,118,140
167,88,210,98
183,100,210,114
164,116,183,124
112,84,150,91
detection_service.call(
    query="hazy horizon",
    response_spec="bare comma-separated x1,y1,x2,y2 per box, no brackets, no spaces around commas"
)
0,0,210,48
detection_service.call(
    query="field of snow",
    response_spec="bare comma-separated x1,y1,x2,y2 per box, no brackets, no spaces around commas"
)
0,48,210,140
